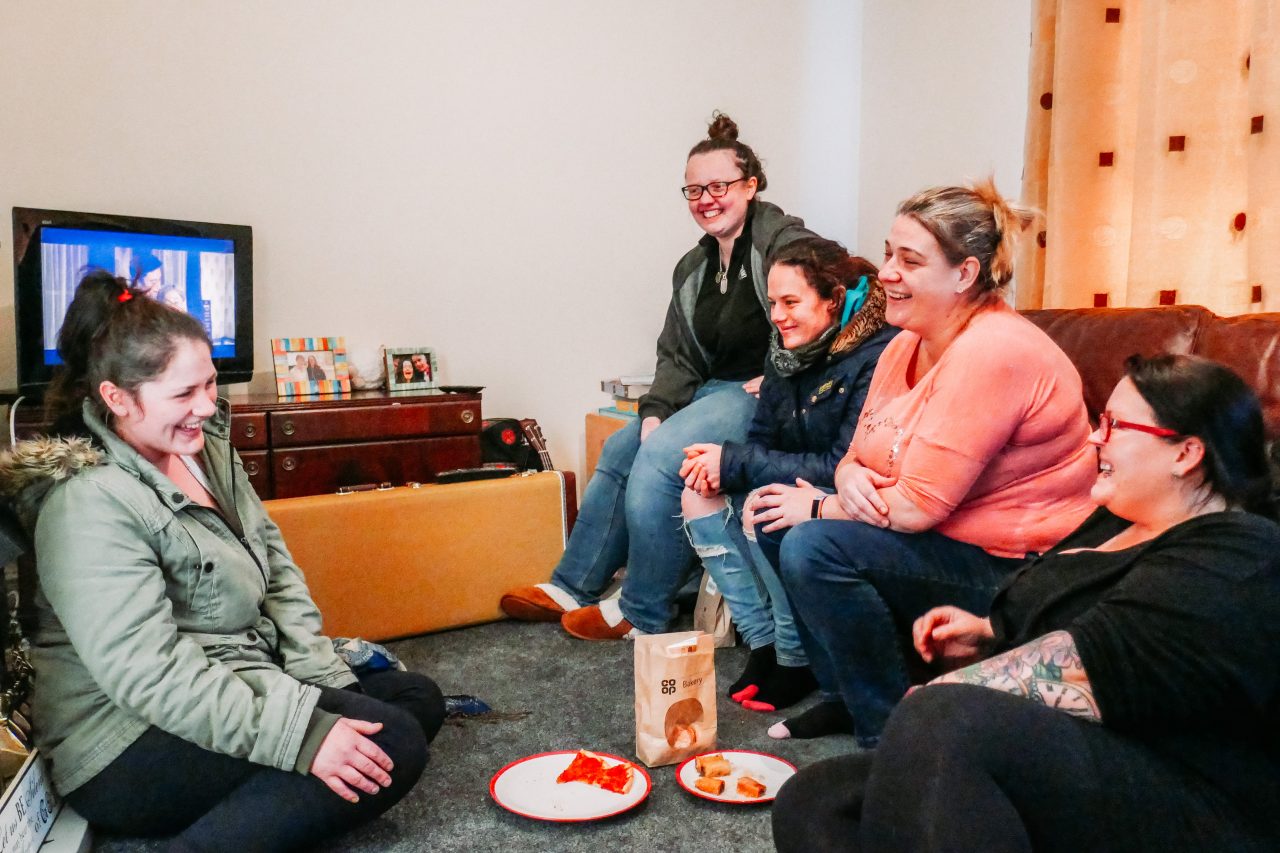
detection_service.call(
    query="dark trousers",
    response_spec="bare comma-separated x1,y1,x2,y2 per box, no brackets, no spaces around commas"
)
773,686,1274,853
757,519,1018,745
67,669,444,852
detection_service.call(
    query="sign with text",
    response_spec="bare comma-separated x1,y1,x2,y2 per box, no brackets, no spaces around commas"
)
0,750,59,853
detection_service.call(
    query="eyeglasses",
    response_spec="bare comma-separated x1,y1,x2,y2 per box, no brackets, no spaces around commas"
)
1097,412,1179,443
681,178,746,201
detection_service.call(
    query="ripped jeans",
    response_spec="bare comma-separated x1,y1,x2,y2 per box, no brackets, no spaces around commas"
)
684,494,806,667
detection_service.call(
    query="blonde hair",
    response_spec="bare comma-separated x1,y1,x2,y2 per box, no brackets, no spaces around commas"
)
896,177,1036,299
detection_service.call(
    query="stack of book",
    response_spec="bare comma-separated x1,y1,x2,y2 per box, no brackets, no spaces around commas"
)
599,375,653,419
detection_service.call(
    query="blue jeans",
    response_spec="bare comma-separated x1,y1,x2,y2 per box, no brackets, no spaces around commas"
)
684,496,806,666
758,519,1019,745
551,380,758,633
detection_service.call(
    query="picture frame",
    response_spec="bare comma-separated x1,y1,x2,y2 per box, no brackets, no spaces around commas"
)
384,346,438,391
272,337,351,396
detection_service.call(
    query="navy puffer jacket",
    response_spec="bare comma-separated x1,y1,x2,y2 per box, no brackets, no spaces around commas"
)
719,324,898,493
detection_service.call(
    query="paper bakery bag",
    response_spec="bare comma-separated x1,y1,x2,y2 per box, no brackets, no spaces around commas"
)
634,631,716,767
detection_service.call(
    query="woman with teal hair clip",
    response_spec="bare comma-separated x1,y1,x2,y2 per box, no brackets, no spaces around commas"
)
678,238,898,711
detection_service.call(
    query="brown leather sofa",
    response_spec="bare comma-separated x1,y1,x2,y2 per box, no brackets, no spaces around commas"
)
1023,306,1280,441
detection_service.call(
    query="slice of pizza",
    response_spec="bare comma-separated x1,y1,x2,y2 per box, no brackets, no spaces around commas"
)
556,750,605,786
555,750,634,795
596,760,635,795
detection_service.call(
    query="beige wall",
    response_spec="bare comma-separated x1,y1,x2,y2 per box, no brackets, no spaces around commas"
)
857,0,1032,261
0,1,1029,475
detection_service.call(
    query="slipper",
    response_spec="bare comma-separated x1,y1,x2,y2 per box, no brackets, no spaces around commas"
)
500,586,567,622
561,604,637,640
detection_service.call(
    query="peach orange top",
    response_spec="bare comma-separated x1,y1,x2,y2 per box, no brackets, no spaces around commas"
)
848,302,1095,558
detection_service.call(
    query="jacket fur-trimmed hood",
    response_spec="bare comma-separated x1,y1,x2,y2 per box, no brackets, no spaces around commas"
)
0,436,102,506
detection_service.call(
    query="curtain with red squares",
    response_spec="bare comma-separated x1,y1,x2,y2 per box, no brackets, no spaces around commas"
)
1016,0,1278,315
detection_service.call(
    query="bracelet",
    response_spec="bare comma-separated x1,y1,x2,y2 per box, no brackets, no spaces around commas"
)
811,496,824,519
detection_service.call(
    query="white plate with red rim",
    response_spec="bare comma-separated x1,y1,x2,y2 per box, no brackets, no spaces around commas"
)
676,749,797,804
489,750,652,822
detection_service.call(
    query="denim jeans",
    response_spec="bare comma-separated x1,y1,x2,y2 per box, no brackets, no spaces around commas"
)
759,519,1019,745
550,379,758,633
684,496,806,666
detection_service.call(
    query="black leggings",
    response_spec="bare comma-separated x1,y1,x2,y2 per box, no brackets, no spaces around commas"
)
772,685,1275,853
67,669,444,852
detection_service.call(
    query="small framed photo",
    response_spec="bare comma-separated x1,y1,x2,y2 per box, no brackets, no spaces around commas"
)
384,346,438,391
272,337,352,396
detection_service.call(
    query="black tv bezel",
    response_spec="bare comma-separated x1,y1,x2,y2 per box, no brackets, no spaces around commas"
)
12,206,254,397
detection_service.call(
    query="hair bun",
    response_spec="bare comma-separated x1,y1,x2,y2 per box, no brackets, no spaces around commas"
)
706,111,740,142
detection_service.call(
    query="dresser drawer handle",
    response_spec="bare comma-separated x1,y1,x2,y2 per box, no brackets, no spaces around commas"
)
245,460,260,477
461,409,475,424
281,421,296,436
243,424,257,438
281,457,298,472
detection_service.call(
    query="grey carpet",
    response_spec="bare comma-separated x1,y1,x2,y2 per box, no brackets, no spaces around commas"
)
93,618,860,852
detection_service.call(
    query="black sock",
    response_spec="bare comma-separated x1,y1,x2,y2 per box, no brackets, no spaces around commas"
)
747,664,817,711
782,700,855,739
729,643,777,696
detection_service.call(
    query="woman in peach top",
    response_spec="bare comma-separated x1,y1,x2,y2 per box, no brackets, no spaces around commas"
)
751,180,1096,745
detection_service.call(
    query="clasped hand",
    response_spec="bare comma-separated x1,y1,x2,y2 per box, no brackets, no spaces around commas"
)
310,717,394,803
680,443,723,497
912,606,993,667
749,478,825,533
834,461,896,527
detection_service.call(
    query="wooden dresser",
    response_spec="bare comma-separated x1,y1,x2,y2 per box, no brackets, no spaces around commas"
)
225,390,483,499
13,389,484,500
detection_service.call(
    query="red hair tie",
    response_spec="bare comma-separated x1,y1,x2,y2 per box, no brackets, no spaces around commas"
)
118,290,133,303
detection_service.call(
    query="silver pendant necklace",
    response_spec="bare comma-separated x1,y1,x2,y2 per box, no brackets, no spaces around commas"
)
716,261,728,294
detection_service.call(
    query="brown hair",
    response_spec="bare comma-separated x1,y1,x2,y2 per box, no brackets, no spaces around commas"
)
767,236,877,304
45,269,211,430
687,111,767,192
896,177,1036,299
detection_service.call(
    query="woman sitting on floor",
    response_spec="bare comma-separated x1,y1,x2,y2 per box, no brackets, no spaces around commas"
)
500,111,817,640
772,354,1280,853
0,270,445,851
755,180,1097,744
678,237,895,712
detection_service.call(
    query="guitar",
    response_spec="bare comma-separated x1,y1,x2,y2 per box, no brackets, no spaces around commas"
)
518,418,555,471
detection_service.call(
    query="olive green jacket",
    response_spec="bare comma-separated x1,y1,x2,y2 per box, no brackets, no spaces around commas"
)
0,400,354,793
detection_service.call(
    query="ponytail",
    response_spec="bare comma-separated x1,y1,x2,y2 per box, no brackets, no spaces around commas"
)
896,177,1037,298
44,268,211,432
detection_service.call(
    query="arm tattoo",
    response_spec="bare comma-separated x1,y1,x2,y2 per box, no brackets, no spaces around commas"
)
931,630,1101,722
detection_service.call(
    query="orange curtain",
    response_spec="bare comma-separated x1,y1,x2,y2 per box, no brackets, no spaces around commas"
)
1017,0,1278,316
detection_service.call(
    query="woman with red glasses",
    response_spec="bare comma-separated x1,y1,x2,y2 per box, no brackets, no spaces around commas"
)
773,354,1280,852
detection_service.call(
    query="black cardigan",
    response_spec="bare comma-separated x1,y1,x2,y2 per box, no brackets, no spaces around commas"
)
990,507,1280,837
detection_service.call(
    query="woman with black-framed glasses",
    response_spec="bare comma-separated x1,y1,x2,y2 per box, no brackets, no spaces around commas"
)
502,111,819,641
773,353,1280,852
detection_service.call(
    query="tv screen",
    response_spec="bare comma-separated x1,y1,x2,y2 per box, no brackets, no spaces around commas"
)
12,207,254,395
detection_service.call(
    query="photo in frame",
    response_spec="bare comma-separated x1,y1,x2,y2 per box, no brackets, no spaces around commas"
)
272,337,351,396
384,346,438,391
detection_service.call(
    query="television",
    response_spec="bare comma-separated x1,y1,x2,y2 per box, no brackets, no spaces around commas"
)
12,207,254,396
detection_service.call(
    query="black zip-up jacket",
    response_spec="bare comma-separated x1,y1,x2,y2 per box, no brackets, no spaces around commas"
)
719,323,899,492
